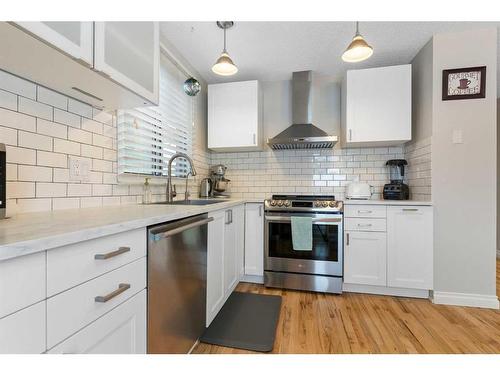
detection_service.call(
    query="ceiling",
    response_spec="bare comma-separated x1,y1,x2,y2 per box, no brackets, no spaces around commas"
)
160,21,500,93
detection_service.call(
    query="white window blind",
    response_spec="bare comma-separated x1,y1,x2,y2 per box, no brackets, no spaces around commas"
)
117,52,194,178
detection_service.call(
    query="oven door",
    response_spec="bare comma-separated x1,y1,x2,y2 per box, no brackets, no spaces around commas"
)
264,212,343,277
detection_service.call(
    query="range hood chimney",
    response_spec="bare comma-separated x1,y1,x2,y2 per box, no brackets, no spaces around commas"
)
267,71,338,150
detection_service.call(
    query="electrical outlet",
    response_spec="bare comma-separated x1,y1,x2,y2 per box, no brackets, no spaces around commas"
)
452,129,463,144
69,157,90,182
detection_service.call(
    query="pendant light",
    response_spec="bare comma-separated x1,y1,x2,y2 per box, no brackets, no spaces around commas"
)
342,21,373,63
212,21,238,76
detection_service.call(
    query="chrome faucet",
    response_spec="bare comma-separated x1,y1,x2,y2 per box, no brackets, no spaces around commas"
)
166,152,197,202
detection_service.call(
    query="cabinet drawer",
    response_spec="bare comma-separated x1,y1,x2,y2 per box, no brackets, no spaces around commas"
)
0,252,46,318
47,228,146,296
345,218,386,232
48,290,146,354
47,257,146,349
0,301,46,354
345,205,386,218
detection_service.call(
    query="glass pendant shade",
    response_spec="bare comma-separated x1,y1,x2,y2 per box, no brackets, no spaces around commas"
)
342,22,373,63
212,51,238,76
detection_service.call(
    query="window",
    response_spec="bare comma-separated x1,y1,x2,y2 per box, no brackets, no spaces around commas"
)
117,52,194,178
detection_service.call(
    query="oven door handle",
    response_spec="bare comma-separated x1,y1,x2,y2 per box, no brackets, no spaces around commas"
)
265,216,342,224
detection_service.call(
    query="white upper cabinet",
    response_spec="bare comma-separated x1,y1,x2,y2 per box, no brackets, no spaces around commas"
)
15,22,93,66
1,22,158,109
387,206,433,290
341,64,411,147
94,22,159,105
208,80,263,152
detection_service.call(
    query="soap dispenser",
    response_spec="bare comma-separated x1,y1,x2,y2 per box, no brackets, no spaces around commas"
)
143,177,152,204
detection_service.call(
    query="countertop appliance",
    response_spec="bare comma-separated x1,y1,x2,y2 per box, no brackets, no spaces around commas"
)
0,144,5,219
209,164,231,198
199,178,212,198
267,71,338,150
263,195,343,294
148,213,213,353
346,182,372,200
383,159,409,200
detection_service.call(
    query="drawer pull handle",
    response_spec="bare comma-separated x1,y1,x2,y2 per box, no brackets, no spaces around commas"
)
402,208,419,212
358,210,372,214
346,233,350,246
94,246,131,260
95,283,130,303
357,223,373,227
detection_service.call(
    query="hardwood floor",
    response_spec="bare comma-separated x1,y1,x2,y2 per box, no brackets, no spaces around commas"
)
193,260,500,354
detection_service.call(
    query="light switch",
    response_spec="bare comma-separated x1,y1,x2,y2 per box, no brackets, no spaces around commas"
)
452,129,463,144
69,157,90,182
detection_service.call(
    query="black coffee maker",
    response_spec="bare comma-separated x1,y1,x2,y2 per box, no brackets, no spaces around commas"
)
383,159,409,200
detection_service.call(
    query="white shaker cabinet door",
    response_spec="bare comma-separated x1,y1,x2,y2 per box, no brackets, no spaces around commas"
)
387,206,433,290
344,231,387,286
15,22,93,65
94,22,159,105
48,290,146,354
206,210,226,326
223,208,238,297
0,301,46,354
244,203,264,276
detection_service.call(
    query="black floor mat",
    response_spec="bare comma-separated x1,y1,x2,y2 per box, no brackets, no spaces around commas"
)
200,291,282,352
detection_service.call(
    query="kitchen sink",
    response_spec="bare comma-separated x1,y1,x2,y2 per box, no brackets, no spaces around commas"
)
147,199,229,206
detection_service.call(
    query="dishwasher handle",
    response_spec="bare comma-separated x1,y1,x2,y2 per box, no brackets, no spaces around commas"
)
151,217,214,240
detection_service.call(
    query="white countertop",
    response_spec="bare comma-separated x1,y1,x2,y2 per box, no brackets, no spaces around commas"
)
344,199,432,206
0,198,263,262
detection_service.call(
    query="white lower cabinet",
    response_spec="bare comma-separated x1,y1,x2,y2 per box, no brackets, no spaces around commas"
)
344,231,387,286
244,203,264,276
0,301,46,354
48,290,146,354
207,205,245,327
387,206,433,290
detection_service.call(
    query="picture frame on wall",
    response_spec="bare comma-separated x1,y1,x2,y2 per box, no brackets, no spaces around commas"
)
442,66,486,100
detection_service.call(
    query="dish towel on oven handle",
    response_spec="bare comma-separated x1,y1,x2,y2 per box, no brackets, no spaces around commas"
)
291,216,313,251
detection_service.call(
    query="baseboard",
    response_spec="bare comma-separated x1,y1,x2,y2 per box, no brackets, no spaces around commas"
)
342,283,430,299
240,274,264,284
432,291,499,309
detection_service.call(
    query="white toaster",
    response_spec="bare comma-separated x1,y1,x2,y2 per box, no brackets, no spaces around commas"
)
346,182,373,200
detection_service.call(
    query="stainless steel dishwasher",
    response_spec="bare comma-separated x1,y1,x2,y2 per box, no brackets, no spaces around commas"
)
147,213,213,353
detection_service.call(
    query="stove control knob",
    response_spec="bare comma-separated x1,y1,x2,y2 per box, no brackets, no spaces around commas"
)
270,200,277,206
314,201,320,207
277,200,283,207
322,201,328,207
284,200,291,207
329,201,336,208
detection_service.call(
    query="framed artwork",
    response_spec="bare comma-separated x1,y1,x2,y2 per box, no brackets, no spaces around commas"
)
442,66,486,100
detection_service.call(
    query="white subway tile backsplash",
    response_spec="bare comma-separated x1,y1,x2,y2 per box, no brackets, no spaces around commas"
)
18,165,52,182
54,108,80,128
53,168,70,183
6,163,17,181
93,159,112,172
7,181,36,199
68,128,92,144
68,98,93,118
19,131,52,151
0,70,36,99
81,118,103,134
6,145,36,164
53,138,81,155
16,198,52,213
92,184,112,196
37,118,68,139
18,97,53,121
37,151,67,168
67,183,92,197
36,182,67,198
81,196,103,208
0,89,18,111
37,86,68,110
81,144,103,159
0,107,36,132
92,133,113,149
0,126,17,146
53,197,80,210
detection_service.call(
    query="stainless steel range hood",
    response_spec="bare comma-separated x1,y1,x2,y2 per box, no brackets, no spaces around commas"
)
267,71,338,150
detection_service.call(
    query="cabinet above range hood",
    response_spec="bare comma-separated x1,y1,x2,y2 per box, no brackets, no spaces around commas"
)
267,71,338,150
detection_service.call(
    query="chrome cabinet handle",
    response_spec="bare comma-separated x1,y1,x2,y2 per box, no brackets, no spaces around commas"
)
264,216,341,223
152,217,214,239
259,205,262,217
346,233,350,246
226,210,233,225
358,210,372,214
253,133,256,145
95,283,130,303
402,208,419,212
349,129,352,141
94,246,130,260
357,223,372,227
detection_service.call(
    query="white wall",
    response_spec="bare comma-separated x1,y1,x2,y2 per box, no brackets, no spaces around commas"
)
431,28,497,303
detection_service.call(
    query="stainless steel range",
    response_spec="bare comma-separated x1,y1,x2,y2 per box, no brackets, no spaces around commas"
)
264,195,343,294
